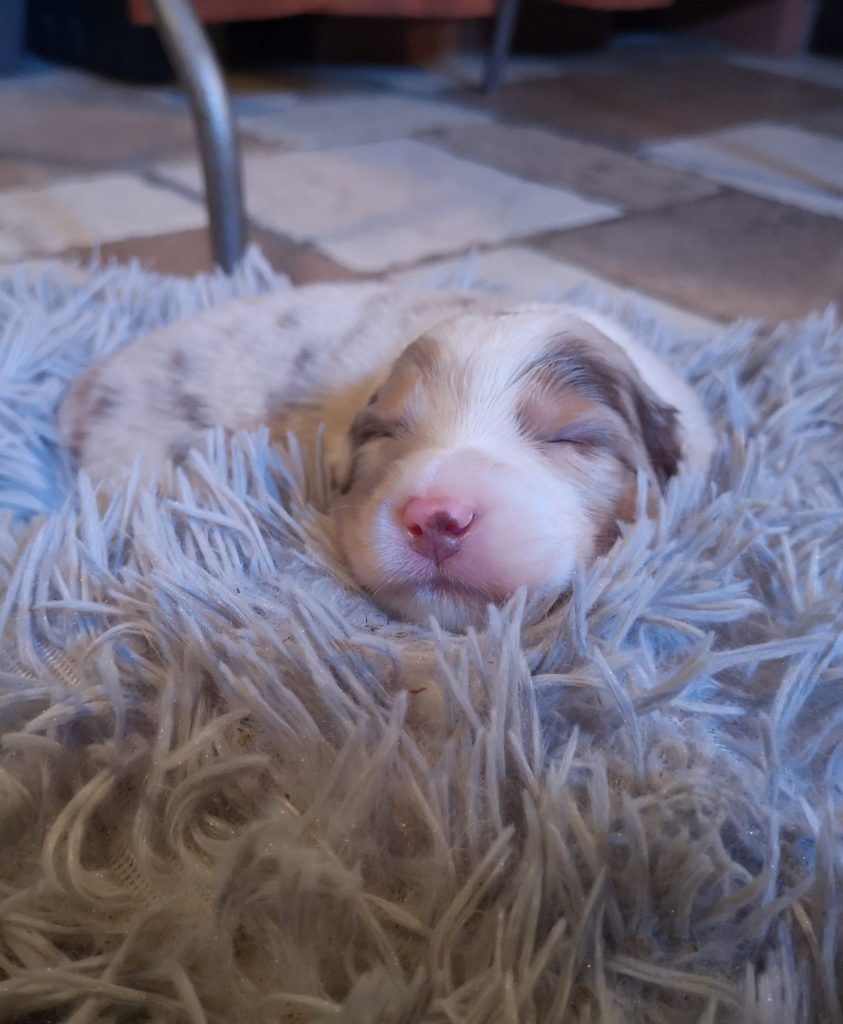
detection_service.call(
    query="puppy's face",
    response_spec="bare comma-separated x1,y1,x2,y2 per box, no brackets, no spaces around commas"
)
333,311,681,631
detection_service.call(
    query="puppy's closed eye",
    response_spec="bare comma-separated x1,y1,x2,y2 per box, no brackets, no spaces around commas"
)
543,419,624,451
350,411,405,447
336,410,406,495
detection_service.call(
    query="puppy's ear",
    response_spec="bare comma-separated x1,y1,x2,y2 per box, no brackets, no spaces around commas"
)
629,381,682,488
530,321,684,490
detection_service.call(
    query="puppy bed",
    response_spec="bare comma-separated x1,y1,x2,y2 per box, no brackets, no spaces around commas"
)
0,250,841,1024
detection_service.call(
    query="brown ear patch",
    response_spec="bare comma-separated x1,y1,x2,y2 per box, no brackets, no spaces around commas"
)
592,472,638,555
527,325,683,490
350,332,440,430
630,387,682,487
175,391,211,430
386,332,441,383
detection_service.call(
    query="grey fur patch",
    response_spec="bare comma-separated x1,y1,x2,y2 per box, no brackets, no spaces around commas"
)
62,374,98,463
70,371,98,415
67,427,86,463
89,385,121,419
526,340,629,413
169,441,193,465
292,345,315,376
169,349,191,379
277,310,300,330
177,392,211,430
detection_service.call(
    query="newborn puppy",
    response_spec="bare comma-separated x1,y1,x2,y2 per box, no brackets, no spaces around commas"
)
60,283,713,630
334,306,713,630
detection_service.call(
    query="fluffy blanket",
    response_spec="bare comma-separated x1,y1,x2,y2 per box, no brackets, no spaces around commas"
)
0,251,841,1024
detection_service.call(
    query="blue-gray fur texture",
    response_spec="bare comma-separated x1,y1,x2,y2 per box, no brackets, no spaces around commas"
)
0,251,841,1023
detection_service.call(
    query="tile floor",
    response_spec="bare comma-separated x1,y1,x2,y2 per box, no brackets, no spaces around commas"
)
1,40,842,327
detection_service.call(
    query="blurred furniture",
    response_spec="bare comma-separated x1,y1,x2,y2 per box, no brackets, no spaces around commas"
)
0,0,27,76
485,0,672,89
132,1,496,19
130,0,677,92
141,0,677,274
688,0,814,56
150,0,245,272
133,0,676,270
811,0,843,53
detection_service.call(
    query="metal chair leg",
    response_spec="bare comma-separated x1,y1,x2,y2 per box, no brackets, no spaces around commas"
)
149,0,246,273
484,0,521,93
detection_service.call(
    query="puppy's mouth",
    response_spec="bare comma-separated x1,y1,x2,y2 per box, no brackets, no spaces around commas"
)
415,567,505,604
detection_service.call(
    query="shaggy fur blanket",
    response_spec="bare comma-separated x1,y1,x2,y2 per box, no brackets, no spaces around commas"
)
0,251,841,1024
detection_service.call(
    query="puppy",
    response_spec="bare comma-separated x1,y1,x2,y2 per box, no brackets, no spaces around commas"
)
59,283,714,630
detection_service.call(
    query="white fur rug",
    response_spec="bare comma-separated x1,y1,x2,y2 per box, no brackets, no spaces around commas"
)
1,251,841,1024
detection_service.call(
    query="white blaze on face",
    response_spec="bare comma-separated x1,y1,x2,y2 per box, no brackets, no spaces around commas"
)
333,310,678,631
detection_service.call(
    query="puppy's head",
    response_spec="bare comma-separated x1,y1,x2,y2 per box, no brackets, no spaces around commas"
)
333,310,682,630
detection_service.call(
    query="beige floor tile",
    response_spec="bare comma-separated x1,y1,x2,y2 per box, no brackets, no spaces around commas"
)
645,123,843,220
157,140,619,273
239,93,492,149
0,174,205,260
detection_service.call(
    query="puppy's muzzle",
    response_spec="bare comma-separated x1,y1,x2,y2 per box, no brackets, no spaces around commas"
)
401,497,475,568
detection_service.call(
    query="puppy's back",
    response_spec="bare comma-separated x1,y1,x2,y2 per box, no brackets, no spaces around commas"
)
59,284,713,486
58,284,500,482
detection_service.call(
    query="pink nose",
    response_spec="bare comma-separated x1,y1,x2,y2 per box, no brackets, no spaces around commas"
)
402,497,475,566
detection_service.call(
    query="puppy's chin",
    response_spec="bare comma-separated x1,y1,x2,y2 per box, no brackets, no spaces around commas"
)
369,578,505,633
332,452,600,632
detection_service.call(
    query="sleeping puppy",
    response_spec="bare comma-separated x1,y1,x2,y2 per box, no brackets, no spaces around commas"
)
59,283,714,631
